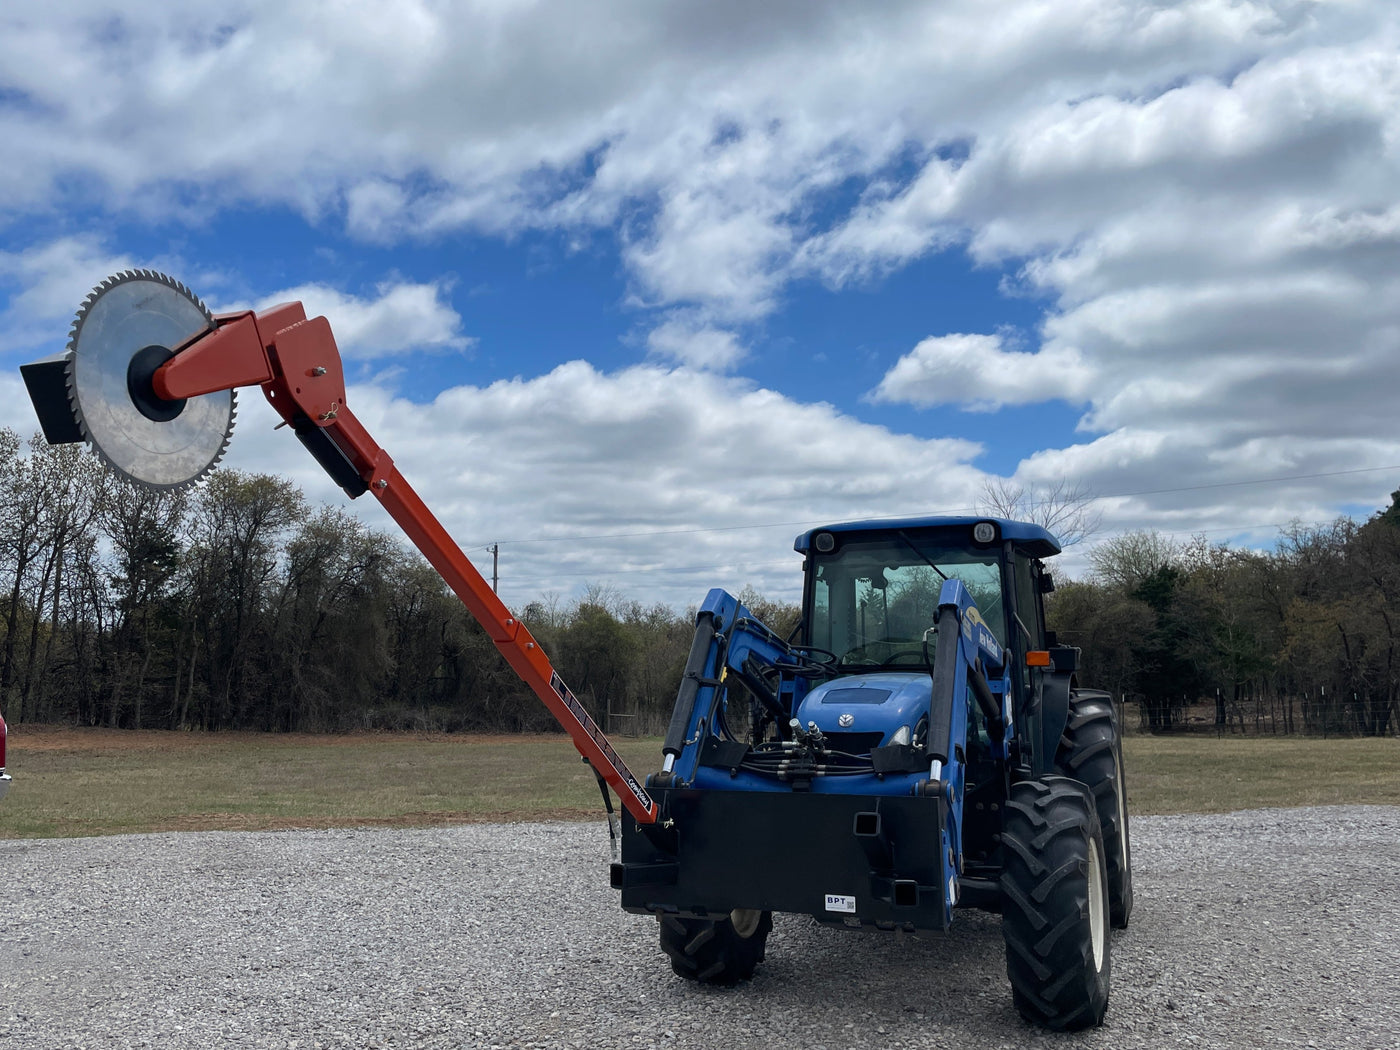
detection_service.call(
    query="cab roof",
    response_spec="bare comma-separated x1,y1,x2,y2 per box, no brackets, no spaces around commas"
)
793,515,1062,559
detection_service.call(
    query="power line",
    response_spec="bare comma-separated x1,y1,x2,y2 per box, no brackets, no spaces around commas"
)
496,558,799,585
1137,521,1315,538
489,517,1346,588
1094,465,1400,502
469,517,833,549
464,463,1400,549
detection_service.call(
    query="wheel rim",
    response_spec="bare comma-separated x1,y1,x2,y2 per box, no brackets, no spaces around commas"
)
1087,838,1107,971
730,908,762,938
1116,760,1131,873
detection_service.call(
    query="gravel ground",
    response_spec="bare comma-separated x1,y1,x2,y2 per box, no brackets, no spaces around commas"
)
1,805,1397,1050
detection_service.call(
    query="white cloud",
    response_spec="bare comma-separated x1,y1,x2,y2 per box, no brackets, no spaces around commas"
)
870,332,1094,411
250,281,472,359
0,238,471,363
7,2,1400,592
216,362,989,609
9,1,1335,318
646,316,746,370
0,236,135,353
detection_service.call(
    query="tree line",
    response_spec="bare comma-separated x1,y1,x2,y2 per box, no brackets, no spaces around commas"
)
0,427,1394,737
1050,508,1400,737
0,429,795,734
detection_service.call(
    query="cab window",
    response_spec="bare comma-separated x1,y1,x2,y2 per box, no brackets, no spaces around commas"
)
1011,552,1044,651
809,534,1006,668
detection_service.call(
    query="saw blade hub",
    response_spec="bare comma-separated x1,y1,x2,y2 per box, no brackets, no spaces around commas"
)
126,344,188,423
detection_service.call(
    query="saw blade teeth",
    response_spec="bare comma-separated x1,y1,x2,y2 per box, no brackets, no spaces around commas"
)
63,269,227,491
62,351,92,449
213,391,239,468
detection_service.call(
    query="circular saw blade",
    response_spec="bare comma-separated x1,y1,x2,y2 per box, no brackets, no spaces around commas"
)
65,269,237,489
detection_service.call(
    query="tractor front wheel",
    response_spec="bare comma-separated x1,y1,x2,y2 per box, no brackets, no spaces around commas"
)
1000,776,1111,1031
659,908,773,984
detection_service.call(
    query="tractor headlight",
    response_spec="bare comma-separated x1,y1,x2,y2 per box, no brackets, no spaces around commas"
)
890,724,912,746
814,531,836,553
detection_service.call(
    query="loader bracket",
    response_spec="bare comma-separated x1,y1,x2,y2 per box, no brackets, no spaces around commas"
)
616,786,950,931
870,743,926,775
697,736,750,772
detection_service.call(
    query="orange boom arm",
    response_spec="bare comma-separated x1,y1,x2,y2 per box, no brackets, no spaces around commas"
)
156,303,659,825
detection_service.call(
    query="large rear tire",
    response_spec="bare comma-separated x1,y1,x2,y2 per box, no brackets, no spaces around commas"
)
1000,777,1111,1031
1055,689,1134,928
659,908,773,984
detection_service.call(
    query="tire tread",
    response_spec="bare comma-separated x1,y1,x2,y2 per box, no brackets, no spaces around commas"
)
658,910,773,985
1055,691,1134,928
1000,776,1110,1031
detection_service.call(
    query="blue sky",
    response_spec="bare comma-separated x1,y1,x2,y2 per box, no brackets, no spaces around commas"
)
4,1,1400,610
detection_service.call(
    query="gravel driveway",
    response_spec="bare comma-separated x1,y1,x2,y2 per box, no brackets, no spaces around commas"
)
2,806,1396,1050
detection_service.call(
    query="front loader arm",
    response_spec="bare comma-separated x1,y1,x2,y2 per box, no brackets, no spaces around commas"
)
156,303,660,824
658,588,816,786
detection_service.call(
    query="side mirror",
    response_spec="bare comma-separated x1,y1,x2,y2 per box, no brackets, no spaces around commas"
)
1039,572,1055,594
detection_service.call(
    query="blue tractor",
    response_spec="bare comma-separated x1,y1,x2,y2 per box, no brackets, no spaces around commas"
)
612,515,1133,1030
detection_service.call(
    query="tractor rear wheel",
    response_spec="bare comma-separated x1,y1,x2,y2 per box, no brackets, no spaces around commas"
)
1055,689,1134,928
1000,777,1110,1031
659,909,772,984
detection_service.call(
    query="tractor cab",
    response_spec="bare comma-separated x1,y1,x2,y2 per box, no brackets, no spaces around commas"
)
796,515,1060,663
791,516,1061,761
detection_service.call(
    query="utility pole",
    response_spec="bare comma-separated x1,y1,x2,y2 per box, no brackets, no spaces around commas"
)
489,543,499,593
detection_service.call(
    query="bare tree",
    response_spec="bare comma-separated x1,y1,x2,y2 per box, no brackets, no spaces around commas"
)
0,432,108,721
977,477,1103,548
1087,529,1181,591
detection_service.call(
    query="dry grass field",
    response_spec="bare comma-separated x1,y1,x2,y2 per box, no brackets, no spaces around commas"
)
1,724,1396,838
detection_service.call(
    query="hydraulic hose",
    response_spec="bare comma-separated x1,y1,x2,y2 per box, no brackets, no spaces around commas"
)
968,663,1005,741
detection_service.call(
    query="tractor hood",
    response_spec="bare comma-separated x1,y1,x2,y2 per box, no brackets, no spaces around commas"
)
795,672,933,748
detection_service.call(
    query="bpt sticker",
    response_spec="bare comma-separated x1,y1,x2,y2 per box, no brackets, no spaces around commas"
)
825,894,857,914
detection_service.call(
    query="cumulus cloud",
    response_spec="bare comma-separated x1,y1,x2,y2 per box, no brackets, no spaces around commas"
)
15,1,1312,318
251,281,472,359
0,237,471,362
6,1,1400,594
212,362,989,609
869,333,1094,411
646,315,746,370
0,236,135,352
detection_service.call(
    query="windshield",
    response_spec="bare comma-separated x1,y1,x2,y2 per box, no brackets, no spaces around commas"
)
808,535,1005,668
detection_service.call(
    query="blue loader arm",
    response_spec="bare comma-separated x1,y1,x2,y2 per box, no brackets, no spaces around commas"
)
924,578,1013,922
658,588,810,786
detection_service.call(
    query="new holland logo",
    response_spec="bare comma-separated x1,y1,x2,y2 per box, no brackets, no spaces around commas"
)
838,712,855,728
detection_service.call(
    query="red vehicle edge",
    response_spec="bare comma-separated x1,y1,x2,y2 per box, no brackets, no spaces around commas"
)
0,711,10,801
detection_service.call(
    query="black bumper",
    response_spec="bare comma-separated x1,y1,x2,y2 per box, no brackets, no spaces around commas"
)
612,787,950,931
